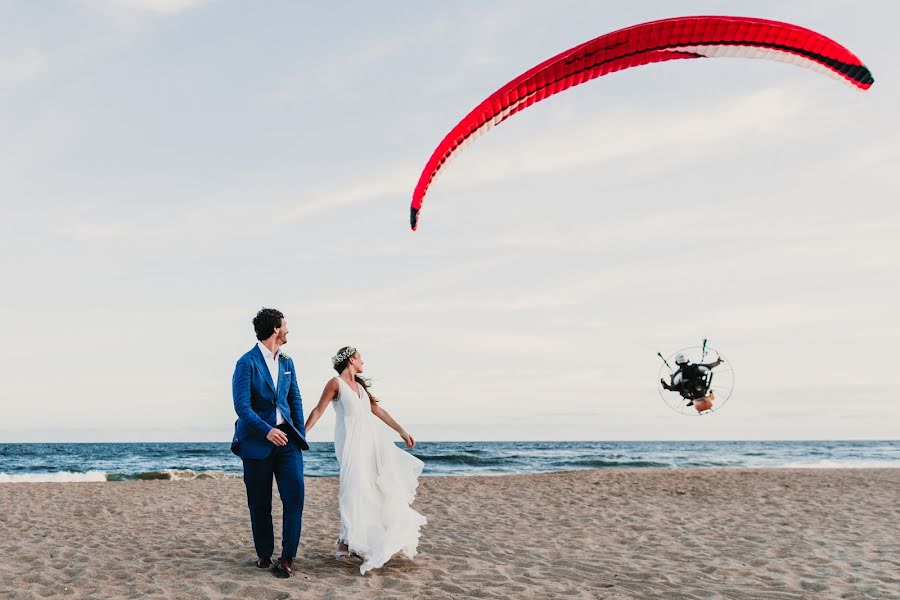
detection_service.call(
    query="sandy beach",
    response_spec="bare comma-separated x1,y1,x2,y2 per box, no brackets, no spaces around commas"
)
1,468,897,599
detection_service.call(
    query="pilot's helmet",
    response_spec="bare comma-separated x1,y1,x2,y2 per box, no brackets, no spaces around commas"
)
674,353,689,365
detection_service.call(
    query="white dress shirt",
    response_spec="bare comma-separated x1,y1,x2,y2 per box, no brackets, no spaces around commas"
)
257,341,285,425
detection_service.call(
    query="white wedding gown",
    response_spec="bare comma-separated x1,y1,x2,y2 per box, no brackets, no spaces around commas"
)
332,377,426,574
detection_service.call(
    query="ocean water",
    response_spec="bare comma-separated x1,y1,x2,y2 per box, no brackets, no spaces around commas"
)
0,440,897,482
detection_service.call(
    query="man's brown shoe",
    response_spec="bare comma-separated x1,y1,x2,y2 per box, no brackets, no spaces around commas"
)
273,557,293,578
256,557,272,569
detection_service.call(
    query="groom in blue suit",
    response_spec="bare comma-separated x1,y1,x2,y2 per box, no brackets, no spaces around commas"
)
231,307,309,578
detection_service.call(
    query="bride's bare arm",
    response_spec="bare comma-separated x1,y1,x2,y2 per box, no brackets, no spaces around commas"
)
371,403,415,448
304,379,339,435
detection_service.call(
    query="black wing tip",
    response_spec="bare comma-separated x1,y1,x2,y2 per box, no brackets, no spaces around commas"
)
842,62,874,86
858,65,875,86
410,207,420,231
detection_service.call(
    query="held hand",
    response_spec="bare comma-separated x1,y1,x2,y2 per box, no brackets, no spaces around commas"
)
267,427,289,447
400,431,415,449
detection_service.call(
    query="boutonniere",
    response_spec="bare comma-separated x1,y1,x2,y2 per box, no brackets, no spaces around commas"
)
279,352,290,361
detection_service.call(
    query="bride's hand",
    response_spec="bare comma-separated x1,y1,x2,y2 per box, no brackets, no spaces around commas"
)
400,431,415,449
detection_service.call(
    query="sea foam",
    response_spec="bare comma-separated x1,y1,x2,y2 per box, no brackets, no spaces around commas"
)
0,470,108,483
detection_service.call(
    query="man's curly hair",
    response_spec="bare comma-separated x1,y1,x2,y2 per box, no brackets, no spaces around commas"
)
252,307,284,341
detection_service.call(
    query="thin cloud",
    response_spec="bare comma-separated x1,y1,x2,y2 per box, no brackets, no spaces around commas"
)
0,49,45,87
843,141,900,186
86,0,214,17
429,86,811,194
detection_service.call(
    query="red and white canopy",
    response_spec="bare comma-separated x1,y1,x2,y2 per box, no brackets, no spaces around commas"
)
410,15,874,230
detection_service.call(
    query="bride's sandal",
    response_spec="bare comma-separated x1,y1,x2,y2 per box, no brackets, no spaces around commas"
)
335,539,351,561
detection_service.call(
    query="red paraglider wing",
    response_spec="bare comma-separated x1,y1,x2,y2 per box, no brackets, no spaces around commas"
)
410,15,874,230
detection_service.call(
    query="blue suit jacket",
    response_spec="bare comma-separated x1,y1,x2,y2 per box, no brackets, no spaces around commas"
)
231,345,309,459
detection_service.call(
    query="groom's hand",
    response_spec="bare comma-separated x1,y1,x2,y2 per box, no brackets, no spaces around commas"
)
267,427,289,446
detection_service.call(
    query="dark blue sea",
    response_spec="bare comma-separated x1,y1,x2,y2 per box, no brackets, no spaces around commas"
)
0,440,897,482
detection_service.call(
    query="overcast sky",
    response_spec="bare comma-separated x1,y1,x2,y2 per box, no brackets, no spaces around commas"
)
1,0,897,442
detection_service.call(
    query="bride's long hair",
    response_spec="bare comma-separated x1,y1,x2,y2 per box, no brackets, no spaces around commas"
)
333,346,378,404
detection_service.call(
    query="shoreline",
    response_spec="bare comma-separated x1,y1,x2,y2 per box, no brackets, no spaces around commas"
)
4,440,897,481
1,464,899,483
2,468,898,598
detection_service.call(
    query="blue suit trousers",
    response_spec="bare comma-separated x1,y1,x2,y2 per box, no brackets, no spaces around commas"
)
242,438,305,559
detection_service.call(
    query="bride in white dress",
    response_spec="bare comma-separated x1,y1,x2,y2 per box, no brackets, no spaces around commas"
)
304,346,426,574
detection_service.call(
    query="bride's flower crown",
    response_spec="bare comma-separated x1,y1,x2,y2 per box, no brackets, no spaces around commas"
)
331,346,357,366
